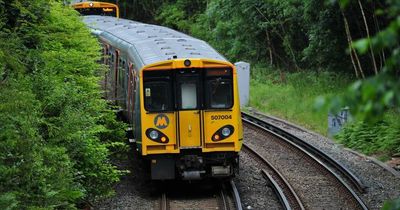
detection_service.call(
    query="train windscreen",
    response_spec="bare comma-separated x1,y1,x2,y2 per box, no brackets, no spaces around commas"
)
75,7,117,17
143,71,174,112
205,69,233,109
143,68,233,111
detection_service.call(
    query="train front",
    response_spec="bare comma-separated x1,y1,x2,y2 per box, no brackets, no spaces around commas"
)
71,1,119,17
139,59,243,180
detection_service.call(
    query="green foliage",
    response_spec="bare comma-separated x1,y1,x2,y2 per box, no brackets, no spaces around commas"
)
0,0,126,208
250,65,351,134
320,0,400,122
383,198,400,210
150,0,353,71
336,115,400,156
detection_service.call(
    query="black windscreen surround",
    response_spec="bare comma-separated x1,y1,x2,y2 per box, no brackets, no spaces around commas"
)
143,71,173,112
206,79,233,109
205,69,233,109
76,8,117,17
143,68,233,112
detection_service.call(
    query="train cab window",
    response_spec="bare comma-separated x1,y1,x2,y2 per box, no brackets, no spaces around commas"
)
205,69,233,109
143,71,173,112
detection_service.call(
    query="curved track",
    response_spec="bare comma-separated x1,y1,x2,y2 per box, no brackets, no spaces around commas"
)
242,112,366,193
242,144,304,210
242,112,368,210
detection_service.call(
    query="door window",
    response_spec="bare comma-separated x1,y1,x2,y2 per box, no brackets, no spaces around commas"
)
180,82,197,109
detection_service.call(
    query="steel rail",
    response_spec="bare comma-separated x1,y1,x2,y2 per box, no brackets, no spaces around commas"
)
242,112,366,193
242,113,368,210
242,144,305,210
160,192,168,210
219,188,229,210
229,179,243,210
261,169,291,210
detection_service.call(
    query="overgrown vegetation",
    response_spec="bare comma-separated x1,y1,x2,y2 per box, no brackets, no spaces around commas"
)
336,113,400,160
249,65,352,134
0,1,126,209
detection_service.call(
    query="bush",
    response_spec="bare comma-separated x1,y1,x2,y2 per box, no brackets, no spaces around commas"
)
249,65,352,134
336,112,400,158
0,1,126,208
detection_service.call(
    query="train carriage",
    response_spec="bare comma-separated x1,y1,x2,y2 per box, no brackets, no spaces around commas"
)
83,16,243,180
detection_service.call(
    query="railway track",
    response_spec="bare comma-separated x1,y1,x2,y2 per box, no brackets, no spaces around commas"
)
241,112,368,210
158,180,242,210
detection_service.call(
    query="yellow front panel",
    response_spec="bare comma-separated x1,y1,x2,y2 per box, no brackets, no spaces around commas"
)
203,111,237,146
141,112,179,155
179,111,201,148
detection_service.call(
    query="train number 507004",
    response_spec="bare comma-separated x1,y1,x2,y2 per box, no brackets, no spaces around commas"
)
211,115,232,120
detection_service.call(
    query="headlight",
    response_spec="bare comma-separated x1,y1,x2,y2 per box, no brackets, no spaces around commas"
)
221,127,231,137
149,130,159,140
146,129,169,143
212,125,234,141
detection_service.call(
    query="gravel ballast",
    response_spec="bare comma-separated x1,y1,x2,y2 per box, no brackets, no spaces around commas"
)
250,110,400,209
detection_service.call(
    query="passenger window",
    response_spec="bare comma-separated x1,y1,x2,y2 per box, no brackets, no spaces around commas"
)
180,82,197,109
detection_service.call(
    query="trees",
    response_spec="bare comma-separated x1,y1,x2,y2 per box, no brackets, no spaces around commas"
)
323,0,400,121
0,1,126,208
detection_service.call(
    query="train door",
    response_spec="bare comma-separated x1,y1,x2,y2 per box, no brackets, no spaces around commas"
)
176,69,202,148
114,50,119,100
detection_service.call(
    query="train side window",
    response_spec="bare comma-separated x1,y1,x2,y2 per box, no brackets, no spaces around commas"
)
143,71,173,112
205,69,233,109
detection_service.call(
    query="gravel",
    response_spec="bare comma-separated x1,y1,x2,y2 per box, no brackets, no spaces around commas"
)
94,146,157,210
249,110,400,210
234,151,282,210
243,124,359,209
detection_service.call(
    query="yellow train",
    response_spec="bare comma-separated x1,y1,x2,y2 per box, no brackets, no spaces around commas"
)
83,15,243,180
71,1,119,17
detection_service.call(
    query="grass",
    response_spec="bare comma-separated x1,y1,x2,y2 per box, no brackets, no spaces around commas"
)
248,64,352,135
248,64,400,158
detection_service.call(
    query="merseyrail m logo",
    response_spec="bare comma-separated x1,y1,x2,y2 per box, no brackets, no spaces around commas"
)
154,114,169,129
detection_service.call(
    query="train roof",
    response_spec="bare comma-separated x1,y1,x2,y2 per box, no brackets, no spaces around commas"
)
82,15,227,69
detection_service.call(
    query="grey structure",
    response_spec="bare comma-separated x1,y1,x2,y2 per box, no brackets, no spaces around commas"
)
235,62,250,107
328,108,351,137
83,15,227,70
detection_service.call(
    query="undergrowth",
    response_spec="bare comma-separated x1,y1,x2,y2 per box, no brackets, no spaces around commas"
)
336,112,400,160
249,64,400,158
249,64,351,135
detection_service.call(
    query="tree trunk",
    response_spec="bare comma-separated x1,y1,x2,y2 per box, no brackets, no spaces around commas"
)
266,30,273,66
371,1,386,69
341,9,365,79
358,0,378,75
